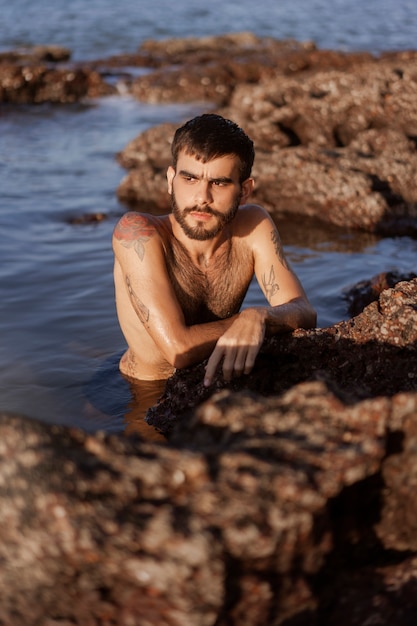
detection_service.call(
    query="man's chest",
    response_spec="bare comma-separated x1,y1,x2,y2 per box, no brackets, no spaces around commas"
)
165,241,253,323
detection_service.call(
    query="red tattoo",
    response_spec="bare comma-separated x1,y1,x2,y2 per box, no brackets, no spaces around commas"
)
114,213,156,260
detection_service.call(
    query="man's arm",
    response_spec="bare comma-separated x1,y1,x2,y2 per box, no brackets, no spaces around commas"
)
203,206,316,385
113,212,238,369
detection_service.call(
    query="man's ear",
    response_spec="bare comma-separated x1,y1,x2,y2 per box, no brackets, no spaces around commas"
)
239,177,254,205
167,166,175,194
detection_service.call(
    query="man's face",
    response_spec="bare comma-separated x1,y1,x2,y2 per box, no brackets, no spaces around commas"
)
167,151,252,241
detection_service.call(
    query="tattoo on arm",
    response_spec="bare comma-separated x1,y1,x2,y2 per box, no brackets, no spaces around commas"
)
114,213,156,261
262,265,280,303
126,276,150,327
271,229,289,269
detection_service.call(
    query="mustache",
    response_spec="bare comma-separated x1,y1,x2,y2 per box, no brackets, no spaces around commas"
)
184,206,223,218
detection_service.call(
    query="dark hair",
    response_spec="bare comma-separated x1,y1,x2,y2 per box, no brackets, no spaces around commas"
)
171,114,255,182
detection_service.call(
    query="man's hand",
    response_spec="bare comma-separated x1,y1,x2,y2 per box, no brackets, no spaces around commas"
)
203,308,266,387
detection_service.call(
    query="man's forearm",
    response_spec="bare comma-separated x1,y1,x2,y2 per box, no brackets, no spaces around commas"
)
167,298,315,372
262,297,317,335
168,314,238,370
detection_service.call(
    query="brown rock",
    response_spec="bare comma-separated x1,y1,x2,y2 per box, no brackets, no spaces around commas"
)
377,392,417,552
1,277,417,624
0,64,115,103
0,416,224,625
343,270,417,316
0,44,72,64
115,38,417,234
147,278,417,435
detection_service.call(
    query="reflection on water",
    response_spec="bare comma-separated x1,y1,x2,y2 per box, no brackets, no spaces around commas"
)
277,214,380,254
123,377,167,442
84,352,167,442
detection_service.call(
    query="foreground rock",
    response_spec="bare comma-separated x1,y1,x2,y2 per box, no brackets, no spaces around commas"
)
1,279,417,625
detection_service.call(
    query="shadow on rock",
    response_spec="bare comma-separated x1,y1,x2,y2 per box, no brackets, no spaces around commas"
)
147,278,417,438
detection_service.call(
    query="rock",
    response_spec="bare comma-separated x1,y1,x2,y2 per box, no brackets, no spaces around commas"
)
0,44,72,64
114,38,417,235
0,415,224,625
3,35,416,233
147,278,417,435
0,64,115,103
343,270,417,316
1,278,417,624
116,123,176,212
125,34,372,106
377,392,417,552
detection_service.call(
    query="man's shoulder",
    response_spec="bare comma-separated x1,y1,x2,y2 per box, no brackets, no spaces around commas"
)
234,203,272,233
237,203,269,218
113,211,169,244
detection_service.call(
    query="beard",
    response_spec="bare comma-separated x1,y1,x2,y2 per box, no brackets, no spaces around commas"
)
171,190,241,241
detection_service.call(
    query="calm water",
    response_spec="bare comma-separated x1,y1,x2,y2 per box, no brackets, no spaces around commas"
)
1,0,416,431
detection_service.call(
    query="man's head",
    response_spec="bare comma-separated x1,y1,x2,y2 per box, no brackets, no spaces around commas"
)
171,114,255,183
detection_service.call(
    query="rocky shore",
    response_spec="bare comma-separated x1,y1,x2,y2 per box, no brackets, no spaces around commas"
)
1,34,417,625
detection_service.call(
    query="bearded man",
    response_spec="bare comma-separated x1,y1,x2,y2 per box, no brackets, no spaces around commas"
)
113,114,316,388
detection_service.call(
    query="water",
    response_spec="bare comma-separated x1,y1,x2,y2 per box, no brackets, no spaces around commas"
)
1,0,417,58
1,0,416,432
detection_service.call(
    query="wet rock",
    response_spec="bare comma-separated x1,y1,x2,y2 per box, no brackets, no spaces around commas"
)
0,64,115,103
66,211,110,225
115,38,417,235
343,270,417,316
147,278,417,435
125,34,372,106
116,123,176,212
0,44,72,64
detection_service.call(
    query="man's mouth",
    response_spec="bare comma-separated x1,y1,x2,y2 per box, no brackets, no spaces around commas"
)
187,206,221,219
190,210,213,221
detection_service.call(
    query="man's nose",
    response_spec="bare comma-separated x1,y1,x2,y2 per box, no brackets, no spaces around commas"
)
195,181,212,205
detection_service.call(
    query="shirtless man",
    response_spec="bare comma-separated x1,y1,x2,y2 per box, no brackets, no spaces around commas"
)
113,114,316,388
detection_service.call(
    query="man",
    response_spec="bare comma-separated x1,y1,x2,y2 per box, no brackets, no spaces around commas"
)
113,114,316,388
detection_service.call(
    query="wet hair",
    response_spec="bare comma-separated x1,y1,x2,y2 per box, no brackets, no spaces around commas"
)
171,113,255,183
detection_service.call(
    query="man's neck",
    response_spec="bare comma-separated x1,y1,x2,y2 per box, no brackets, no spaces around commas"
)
169,215,231,269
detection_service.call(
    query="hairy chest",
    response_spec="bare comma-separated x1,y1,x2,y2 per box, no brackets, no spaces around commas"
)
165,239,253,324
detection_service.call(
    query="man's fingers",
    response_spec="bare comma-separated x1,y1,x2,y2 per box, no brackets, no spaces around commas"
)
203,318,265,387
243,345,257,375
204,344,256,387
204,345,225,387
222,346,238,382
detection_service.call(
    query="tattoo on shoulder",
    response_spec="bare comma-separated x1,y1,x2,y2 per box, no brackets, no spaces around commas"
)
126,276,150,327
262,265,280,303
271,229,289,269
114,213,156,261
